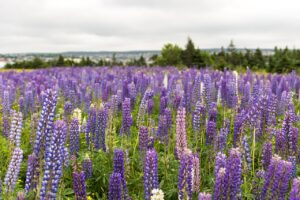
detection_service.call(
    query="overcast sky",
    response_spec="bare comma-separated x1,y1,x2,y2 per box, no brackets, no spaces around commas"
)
0,0,299,53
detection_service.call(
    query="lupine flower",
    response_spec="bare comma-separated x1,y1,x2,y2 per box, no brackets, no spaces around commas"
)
215,152,226,177
144,149,159,200
40,120,67,199
83,155,93,179
137,89,153,126
289,178,300,200
4,147,23,192
2,115,10,137
128,82,137,107
73,171,87,200
242,136,252,170
109,172,122,200
64,101,73,119
198,192,212,200
157,114,168,145
8,110,23,148
178,153,193,200
192,101,206,134
175,107,188,159
288,156,297,178
261,155,293,200
70,118,80,155
139,126,149,153
95,106,108,151
159,96,168,114
262,141,272,170
192,154,200,193
33,89,58,157
3,90,10,115
24,153,39,194
151,189,165,200
113,149,129,198
213,167,226,200
202,74,211,106
223,148,242,200
206,120,216,145
86,106,96,149
120,98,132,136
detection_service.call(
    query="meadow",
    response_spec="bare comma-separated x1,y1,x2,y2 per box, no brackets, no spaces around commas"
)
0,66,299,200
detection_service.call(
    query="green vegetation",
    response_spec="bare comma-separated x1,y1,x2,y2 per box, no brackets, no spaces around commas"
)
5,38,300,73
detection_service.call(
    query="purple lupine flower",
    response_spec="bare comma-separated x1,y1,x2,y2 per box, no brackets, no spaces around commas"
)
202,74,211,106
261,155,293,200
144,149,159,200
83,155,93,179
157,113,168,145
178,153,193,200
147,98,154,115
64,101,73,120
137,89,153,126
206,121,216,145
63,147,70,167
215,152,226,177
70,118,80,155
262,141,272,170
215,122,229,152
159,96,168,114
175,107,188,159
3,90,10,115
288,156,297,178
95,106,108,151
192,101,206,134
289,178,300,200
120,98,132,136
33,89,57,157
8,110,23,148
4,147,23,192
19,96,25,114
192,154,200,193
128,82,137,107
208,102,217,122
40,120,67,199
30,113,38,145
147,136,155,150
223,148,242,200
113,149,128,197
109,172,122,200
139,126,149,153
164,108,173,130
233,110,246,146
198,192,212,200
2,115,10,138
24,153,38,194
73,171,87,200
242,136,252,170
86,106,96,149
213,167,226,200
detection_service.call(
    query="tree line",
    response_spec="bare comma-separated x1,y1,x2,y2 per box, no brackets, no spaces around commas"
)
5,38,300,73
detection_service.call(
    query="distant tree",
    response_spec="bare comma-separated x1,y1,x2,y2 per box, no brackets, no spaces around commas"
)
253,48,265,69
56,55,65,66
156,43,183,66
182,37,196,67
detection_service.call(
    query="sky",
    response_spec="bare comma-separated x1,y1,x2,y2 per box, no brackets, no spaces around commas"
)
0,0,299,53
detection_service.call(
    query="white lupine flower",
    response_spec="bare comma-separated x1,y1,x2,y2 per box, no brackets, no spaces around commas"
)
72,108,82,123
151,189,164,200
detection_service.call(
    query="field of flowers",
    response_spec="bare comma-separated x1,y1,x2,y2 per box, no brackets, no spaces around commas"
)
0,67,300,200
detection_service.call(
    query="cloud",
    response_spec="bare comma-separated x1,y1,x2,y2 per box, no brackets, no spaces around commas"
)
0,0,299,53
